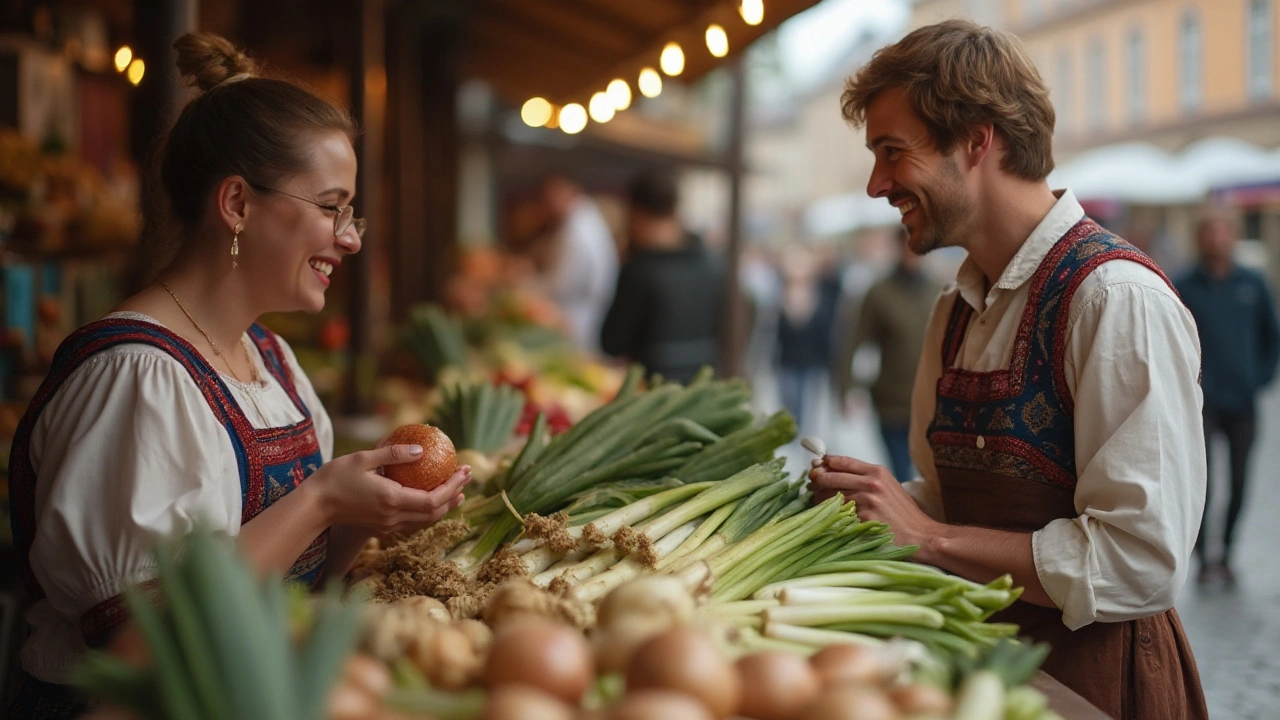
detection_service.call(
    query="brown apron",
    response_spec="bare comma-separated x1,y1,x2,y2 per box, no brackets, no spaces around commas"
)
928,221,1208,720
940,468,1207,720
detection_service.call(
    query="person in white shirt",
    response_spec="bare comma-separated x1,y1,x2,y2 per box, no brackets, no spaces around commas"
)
808,20,1207,718
540,174,619,354
6,33,470,719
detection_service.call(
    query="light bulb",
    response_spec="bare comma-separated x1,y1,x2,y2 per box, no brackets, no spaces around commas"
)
521,97,553,127
660,42,685,76
127,58,145,86
706,25,729,58
559,103,587,134
607,79,632,111
741,0,764,26
114,46,132,73
589,92,616,123
638,68,663,98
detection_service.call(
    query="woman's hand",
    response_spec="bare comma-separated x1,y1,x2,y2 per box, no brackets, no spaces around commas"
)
304,444,472,535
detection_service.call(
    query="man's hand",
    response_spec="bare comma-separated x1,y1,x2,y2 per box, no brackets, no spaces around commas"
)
808,454,938,549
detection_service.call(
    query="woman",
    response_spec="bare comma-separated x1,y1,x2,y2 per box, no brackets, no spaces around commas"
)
6,33,471,718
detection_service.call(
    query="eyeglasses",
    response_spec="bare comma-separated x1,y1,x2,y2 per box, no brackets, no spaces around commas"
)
250,183,367,239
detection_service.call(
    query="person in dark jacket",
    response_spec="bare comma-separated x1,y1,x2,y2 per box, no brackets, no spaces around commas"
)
1176,213,1280,585
601,171,722,383
775,246,840,434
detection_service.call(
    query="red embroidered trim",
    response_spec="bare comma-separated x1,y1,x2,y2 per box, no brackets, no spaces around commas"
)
80,578,164,647
937,220,1105,402
930,431,1076,489
1047,247,1177,415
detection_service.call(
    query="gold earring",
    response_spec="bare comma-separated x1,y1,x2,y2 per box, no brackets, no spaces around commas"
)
231,222,243,268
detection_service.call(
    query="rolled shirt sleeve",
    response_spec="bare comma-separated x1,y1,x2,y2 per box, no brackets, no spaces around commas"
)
1034,262,1206,630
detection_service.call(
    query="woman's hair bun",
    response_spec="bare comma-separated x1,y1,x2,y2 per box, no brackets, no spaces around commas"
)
174,32,258,92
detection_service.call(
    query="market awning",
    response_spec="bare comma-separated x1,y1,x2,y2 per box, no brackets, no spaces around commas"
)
462,0,824,107
1048,138,1280,205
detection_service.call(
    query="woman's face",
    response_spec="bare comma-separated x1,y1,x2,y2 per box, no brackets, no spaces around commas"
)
244,131,360,314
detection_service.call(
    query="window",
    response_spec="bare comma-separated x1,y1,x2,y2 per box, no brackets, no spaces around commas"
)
1249,0,1273,99
1056,48,1074,134
1180,11,1202,111
1086,37,1107,130
1127,28,1146,125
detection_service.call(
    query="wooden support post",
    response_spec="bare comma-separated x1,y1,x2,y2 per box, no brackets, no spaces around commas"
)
344,0,387,414
386,1,468,320
129,0,197,166
720,56,749,378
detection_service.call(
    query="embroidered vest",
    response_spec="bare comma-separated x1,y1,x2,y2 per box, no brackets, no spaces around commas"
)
926,219,1175,491
8,319,328,644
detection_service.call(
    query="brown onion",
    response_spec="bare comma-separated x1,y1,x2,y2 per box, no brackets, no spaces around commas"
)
624,627,739,719
483,619,593,704
809,643,891,687
889,682,953,714
803,685,900,720
735,651,821,720
607,690,716,720
480,686,576,720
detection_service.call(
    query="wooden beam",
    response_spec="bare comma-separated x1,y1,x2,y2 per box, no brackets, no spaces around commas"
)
343,0,386,414
719,56,748,379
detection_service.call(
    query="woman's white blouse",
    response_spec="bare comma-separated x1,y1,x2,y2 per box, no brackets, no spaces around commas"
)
22,312,333,682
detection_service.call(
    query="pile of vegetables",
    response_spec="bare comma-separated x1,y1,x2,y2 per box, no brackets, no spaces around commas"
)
72,518,1063,720
354,365,1021,663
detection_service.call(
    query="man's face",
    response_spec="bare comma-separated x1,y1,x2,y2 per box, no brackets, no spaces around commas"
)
1197,217,1236,264
864,87,974,255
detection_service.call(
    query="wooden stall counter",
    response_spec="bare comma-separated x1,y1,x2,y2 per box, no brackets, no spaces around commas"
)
1029,671,1113,720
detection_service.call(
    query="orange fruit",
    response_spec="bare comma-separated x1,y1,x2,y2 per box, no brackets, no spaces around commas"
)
382,424,457,491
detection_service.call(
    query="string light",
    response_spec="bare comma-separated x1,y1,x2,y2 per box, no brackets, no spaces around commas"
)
706,24,729,58
521,97,553,127
588,91,616,123
741,0,764,25
607,79,632,111
660,42,685,76
126,58,145,86
638,68,663,98
113,46,132,73
559,103,587,134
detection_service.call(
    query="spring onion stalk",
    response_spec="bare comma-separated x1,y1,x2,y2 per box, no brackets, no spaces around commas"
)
778,587,921,605
829,622,984,657
566,520,702,602
706,500,855,601
655,500,740,571
680,494,844,591
712,512,866,597
730,627,819,656
753,573,896,599
702,599,780,617
762,623,887,649
762,603,947,629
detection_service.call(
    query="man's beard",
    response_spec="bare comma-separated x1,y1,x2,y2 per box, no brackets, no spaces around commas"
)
911,158,970,255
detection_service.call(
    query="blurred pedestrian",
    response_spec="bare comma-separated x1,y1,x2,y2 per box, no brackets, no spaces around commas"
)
601,171,722,383
836,229,943,481
775,245,839,433
540,174,618,354
1176,212,1280,585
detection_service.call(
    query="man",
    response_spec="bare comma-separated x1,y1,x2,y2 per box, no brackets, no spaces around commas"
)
808,20,1207,718
837,229,944,482
600,170,722,383
1176,213,1280,585
540,174,619,354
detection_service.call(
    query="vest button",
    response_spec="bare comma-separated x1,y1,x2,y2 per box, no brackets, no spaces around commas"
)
976,435,986,449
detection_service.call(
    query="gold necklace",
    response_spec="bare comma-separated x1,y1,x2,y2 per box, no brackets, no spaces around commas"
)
159,282,268,419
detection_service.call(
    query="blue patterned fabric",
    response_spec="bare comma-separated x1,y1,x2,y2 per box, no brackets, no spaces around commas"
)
926,219,1171,490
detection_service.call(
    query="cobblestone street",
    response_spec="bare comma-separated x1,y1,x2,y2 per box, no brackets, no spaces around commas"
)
1175,384,1280,720
759,373,1280,719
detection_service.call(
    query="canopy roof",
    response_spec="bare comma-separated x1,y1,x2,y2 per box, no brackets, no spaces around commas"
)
463,0,824,107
